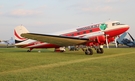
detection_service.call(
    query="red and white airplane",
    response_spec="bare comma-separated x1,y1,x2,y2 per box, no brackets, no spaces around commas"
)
14,21,129,55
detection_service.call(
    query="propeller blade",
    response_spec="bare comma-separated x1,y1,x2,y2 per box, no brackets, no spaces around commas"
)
114,37,118,48
127,32,134,41
105,35,109,48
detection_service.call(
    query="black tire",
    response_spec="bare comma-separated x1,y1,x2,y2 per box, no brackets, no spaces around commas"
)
27,50,31,52
88,48,93,55
85,49,89,55
96,48,104,54
85,48,93,55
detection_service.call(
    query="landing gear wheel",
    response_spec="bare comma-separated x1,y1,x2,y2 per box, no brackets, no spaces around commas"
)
97,48,104,54
85,48,93,55
27,50,31,52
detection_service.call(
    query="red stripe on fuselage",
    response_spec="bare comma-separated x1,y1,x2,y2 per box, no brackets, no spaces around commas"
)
62,27,100,37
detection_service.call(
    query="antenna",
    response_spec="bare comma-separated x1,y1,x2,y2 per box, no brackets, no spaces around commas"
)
108,18,111,21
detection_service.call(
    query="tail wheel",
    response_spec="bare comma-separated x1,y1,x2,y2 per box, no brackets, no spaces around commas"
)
27,48,33,52
85,48,93,55
27,50,31,52
97,48,104,54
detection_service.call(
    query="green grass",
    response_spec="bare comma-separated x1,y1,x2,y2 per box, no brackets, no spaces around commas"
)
0,48,135,81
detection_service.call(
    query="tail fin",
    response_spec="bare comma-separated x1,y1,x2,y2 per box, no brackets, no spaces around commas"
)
14,25,29,43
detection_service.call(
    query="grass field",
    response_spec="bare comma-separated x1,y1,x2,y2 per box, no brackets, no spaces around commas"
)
0,47,135,81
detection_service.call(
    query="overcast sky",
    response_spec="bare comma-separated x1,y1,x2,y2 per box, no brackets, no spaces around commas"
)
0,0,135,39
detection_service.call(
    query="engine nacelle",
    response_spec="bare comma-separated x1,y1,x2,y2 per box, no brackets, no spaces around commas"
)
87,35,106,46
108,37,115,42
88,35,115,45
96,35,106,43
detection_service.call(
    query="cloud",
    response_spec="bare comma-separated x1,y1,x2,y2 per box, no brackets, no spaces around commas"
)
82,6,114,13
15,3,26,7
68,0,125,14
10,9,42,17
0,12,3,15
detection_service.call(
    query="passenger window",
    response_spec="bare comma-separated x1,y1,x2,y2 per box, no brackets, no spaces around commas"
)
90,30,92,32
72,34,74,36
112,23,115,26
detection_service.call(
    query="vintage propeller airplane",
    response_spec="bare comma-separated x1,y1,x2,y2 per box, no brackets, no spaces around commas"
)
117,32,135,47
0,37,15,47
14,21,129,55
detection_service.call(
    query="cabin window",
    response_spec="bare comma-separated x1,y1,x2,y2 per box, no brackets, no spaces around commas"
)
77,32,80,35
90,30,92,32
93,25,96,28
91,25,93,28
112,23,116,26
83,31,86,34
72,34,74,36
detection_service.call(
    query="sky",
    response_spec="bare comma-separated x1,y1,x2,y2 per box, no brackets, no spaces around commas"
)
0,0,135,40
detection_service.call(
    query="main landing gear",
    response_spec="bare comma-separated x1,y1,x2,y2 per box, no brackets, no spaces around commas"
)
83,45,104,55
84,48,93,55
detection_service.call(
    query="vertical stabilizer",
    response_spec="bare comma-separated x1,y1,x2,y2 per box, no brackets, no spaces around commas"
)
14,26,29,43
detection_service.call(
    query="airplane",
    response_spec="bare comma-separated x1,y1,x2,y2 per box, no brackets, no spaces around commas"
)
0,37,15,47
14,21,129,55
116,32,135,47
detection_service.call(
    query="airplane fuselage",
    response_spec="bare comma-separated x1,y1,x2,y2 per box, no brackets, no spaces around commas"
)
14,21,129,52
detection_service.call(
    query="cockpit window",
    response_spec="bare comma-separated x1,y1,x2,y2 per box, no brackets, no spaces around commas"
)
116,22,120,25
112,22,121,26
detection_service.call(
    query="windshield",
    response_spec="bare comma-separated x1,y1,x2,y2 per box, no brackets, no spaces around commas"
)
112,22,124,26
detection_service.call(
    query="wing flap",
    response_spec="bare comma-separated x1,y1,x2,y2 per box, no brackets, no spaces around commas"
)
21,33,89,46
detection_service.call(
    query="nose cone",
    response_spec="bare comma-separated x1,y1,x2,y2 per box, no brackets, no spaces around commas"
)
124,25,130,32
126,25,130,30
120,25,130,34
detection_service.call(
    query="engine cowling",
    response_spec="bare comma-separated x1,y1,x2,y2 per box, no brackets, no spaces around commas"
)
96,35,106,44
87,35,106,46
108,37,115,43
88,35,115,46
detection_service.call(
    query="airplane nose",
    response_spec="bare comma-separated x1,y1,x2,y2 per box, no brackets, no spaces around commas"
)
119,25,130,34
124,25,130,31
126,25,130,30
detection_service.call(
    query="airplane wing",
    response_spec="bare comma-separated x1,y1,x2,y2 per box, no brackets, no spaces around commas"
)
21,33,89,46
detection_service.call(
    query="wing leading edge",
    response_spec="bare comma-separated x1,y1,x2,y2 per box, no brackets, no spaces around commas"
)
21,33,89,46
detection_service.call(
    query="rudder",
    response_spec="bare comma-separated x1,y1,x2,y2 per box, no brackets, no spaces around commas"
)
14,25,29,43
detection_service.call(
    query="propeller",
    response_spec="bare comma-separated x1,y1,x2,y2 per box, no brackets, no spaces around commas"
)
105,35,118,48
105,35,109,48
100,23,109,48
127,32,134,41
114,36,118,48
